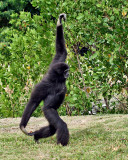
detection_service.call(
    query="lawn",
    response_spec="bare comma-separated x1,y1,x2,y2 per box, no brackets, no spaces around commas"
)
0,114,128,160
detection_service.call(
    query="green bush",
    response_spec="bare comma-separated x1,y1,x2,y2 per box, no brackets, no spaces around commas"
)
0,0,39,27
0,0,128,117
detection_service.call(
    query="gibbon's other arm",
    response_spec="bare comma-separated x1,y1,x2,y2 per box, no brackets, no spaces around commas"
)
20,82,46,135
51,13,67,66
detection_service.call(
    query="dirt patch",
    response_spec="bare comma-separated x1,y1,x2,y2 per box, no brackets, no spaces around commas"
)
0,115,128,134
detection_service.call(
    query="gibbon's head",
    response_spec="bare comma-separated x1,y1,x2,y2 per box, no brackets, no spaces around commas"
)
49,62,69,81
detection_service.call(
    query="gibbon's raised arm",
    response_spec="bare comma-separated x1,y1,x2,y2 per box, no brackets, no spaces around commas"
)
51,13,67,66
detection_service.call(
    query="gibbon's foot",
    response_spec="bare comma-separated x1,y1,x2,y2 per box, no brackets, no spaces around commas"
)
34,138,40,144
27,132,39,143
57,13,66,26
28,132,35,136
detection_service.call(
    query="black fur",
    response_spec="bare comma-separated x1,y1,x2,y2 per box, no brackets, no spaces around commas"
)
20,13,69,146
79,47,89,56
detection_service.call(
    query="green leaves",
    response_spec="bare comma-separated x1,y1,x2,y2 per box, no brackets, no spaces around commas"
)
0,0,127,117
90,51,99,60
76,13,84,20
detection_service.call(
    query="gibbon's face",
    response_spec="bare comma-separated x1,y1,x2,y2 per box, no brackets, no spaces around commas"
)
64,68,69,79
51,62,69,79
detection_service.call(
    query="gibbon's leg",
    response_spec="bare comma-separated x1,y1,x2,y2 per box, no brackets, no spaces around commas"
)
28,125,56,143
43,108,69,146
51,13,67,66
28,93,68,144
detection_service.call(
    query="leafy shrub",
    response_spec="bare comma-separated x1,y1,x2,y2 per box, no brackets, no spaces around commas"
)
0,0,127,117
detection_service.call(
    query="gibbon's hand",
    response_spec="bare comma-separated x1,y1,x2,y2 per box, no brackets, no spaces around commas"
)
57,13,66,26
59,13,66,22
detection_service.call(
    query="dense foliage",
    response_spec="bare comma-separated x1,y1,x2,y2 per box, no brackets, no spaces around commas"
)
0,0,128,118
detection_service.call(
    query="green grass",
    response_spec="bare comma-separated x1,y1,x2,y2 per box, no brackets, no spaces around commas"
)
0,115,128,160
